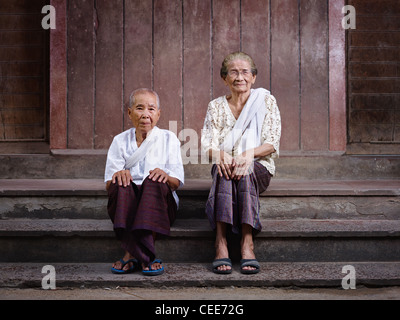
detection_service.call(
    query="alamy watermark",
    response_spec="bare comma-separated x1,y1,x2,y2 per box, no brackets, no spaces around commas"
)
41,5,56,30
342,5,356,30
41,265,56,290
342,265,356,290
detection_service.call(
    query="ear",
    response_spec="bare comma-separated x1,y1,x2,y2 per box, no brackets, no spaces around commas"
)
251,74,257,85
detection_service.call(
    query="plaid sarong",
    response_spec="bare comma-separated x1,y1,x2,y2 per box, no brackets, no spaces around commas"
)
107,177,177,266
205,161,271,234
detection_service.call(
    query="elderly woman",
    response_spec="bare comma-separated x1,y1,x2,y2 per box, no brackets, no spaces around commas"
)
201,52,281,274
105,88,184,276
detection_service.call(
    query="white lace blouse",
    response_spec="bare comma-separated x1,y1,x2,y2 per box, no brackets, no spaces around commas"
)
201,93,281,176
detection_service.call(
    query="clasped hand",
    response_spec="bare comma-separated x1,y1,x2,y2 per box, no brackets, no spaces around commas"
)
216,151,254,180
111,168,169,187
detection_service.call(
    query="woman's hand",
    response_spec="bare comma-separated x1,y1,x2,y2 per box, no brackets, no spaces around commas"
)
149,168,180,191
214,150,235,180
149,168,169,183
112,169,133,187
232,151,254,180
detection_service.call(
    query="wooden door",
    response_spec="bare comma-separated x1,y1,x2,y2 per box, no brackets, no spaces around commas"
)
0,0,48,145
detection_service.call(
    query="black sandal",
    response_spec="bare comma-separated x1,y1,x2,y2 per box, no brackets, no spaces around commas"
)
212,258,232,274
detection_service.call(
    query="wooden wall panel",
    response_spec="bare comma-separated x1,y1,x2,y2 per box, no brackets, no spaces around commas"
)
300,0,329,151
153,0,183,132
94,0,124,149
348,0,400,153
123,0,153,130
271,0,300,151
0,0,47,141
55,0,342,155
241,0,270,90
212,0,241,99
183,0,212,145
67,0,95,148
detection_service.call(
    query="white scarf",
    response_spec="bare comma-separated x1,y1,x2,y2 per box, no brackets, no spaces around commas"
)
220,88,269,156
124,126,167,183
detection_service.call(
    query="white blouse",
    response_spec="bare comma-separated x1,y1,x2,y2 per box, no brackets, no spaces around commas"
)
201,93,281,176
104,128,184,205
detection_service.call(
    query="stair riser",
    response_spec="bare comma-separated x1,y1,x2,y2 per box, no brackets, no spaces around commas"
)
1,195,398,220
1,155,399,180
1,236,399,263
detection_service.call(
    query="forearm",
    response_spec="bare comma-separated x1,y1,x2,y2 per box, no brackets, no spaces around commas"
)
167,176,180,191
252,143,276,159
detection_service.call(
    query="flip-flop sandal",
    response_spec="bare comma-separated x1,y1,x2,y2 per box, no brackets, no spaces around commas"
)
111,258,138,274
142,259,165,276
240,259,260,274
212,258,232,274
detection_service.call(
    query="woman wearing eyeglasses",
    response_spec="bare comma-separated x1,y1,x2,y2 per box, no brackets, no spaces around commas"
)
201,52,281,274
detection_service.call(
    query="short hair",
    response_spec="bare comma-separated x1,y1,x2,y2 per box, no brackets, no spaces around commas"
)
220,51,258,79
128,88,161,109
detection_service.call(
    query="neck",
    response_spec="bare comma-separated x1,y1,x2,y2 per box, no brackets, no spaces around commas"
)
228,90,251,109
135,129,149,146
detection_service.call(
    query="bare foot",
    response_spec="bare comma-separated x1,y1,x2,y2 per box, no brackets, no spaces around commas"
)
215,239,231,272
112,251,136,272
241,225,257,272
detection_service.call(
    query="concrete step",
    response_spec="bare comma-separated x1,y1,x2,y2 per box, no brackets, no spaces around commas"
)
1,261,399,288
1,219,399,263
1,152,400,180
1,179,399,220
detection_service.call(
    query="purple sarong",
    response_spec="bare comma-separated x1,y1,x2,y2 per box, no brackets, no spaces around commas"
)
107,177,177,266
205,161,271,234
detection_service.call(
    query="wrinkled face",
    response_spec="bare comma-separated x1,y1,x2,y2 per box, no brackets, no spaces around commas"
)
128,91,161,135
223,59,256,95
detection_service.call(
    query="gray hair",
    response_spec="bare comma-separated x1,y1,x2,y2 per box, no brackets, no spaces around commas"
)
220,51,258,79
128,88,161,109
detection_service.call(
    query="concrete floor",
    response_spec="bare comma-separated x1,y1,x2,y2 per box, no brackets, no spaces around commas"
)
1,286,400,300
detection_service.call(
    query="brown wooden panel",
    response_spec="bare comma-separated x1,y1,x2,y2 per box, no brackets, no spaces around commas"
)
123,0,153,130
349,48,400,62
49,0,67,149
350,79,400,94
183,0,212,140
349,0,400,15
153,0,183,132
350,32,400,47
0,62,43,77
241,0,270,90
1,125,45,140
349,124,394,142
350,63,399,78
0,14,43,30
0,31,44,46
0,0,45,13
94,0,123,149
0,78,42,93
0,0,47,142
1,109,44,125
67,0,94,148
351,95,399,110
271,0,300,151
0,94,41,108
0,47,43,62
300,0,329,151
356,16,400,31
212,0,240,99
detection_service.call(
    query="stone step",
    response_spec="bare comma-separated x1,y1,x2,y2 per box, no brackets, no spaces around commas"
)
1,219,399,263
1,179,399,220
1,261,399,288
1,153,400,180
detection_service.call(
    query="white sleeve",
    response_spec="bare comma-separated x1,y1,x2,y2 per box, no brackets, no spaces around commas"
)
165,132,185,186
104,137,126,182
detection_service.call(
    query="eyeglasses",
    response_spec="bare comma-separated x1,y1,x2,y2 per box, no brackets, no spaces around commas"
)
227,69,252,78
